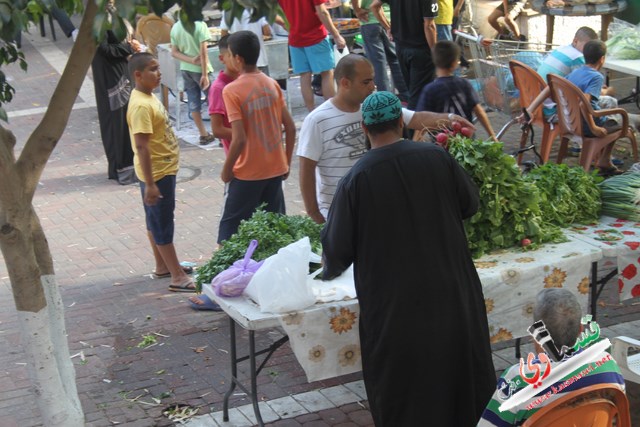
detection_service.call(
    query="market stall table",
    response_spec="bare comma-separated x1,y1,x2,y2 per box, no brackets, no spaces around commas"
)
531,0,627,45
604,58,640,107
566,217,640,311
203,236,602,426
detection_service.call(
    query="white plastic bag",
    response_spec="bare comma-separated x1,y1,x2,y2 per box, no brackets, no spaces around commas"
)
244,237,316,313
309,265,357,303
334,44,349,66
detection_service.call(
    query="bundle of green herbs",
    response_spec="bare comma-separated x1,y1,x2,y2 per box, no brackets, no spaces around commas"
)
524,163,602,227
448,136,565,257
195,208,323,290
598,172,640,221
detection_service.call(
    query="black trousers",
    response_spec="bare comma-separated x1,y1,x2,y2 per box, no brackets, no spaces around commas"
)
396,43,435,111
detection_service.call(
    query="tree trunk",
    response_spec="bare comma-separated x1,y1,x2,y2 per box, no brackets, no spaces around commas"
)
0,1,98,425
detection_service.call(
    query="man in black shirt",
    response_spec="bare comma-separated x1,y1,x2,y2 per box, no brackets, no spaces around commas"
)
371,0,438,110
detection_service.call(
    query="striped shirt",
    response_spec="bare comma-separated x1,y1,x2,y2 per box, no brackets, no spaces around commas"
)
297,99,414,217
478,351,625,426
536,45,585,115
537,45,585,81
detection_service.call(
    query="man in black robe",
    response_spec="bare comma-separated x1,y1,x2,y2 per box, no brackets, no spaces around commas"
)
92,30,137,185
322,91,496,426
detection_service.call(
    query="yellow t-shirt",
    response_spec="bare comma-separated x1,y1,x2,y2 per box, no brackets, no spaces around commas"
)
127,89,179,182
435,0,453,25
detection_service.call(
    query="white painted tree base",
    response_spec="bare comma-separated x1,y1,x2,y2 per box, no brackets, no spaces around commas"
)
16,275,84,426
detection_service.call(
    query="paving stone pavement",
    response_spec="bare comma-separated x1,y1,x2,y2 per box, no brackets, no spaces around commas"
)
1,17,639,427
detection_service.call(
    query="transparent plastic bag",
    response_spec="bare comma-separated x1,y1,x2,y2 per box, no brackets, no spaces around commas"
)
334,44,350,66
607,20,640,60
212,240,263,297
244,237,316,313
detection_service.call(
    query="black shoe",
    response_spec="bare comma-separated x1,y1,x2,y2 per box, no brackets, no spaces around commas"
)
199,134,216,145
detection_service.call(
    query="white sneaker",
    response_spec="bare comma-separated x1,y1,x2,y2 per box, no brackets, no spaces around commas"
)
71,29,78,42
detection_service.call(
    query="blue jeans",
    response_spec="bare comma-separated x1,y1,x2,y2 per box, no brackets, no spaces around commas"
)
140,175,176,245
359,23,409,102
437,24,452,41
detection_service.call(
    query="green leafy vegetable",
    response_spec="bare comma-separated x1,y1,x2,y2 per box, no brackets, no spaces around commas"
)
524,163,602,227
448,136,565,257
195,208,323,290
606,27,640,60
598,172,640,221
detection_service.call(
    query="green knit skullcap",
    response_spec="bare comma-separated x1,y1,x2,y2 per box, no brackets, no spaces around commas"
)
361,91,402,126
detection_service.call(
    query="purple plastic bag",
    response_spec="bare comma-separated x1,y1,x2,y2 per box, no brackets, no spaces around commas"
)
212,240,263,297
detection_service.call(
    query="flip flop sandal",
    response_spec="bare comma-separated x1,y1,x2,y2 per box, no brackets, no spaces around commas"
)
598,166,624,177
151,265,194,279
168,279,197,293
189,294,222,311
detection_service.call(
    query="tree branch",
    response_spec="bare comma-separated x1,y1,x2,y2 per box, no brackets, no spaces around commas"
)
31,206,54,275
0,125,21,212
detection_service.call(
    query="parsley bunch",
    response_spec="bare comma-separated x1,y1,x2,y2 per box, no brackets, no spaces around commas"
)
524,163,602,227
448,136,565,258
195,208,323,290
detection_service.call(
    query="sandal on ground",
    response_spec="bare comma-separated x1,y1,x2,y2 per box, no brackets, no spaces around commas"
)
168,279,197,293
151,265,193,279
189,294,222,311
199,134,216,145
597,166,624,177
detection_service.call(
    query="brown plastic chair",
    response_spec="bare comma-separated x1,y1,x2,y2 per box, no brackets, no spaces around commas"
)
135,14,174,55
547,73,638,171
522,383,631,427
509,60,561,164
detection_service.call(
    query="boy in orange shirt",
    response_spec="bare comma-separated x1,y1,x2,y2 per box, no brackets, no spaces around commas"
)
218,31,296,244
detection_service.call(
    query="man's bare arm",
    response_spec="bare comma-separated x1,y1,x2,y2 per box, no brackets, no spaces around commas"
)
299,157,325,224
315,3,346,49
221,120,246,183
424,17,437,49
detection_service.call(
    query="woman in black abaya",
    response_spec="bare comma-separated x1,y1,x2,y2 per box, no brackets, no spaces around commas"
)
92,23,140,185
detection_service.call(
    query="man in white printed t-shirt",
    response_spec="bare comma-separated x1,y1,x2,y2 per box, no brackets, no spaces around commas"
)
297,54,475,224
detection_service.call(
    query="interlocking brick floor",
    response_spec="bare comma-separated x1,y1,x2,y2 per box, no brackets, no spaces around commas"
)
1,12,639,427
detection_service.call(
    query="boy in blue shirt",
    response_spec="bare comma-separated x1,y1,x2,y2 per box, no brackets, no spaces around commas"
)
566,40,626,174
416,40,497,141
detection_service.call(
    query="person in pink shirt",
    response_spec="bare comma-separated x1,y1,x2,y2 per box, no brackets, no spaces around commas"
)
208,35,238,155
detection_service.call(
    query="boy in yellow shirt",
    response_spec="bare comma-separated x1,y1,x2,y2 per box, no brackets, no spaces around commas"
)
126,53,195,292
436,0,454,41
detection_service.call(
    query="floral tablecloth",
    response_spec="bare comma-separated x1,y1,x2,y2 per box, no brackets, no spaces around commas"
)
279,304,362,382
566,216,640,301
474,236,601,345
279,237,601,381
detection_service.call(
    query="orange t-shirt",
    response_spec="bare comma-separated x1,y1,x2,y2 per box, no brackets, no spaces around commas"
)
223,72,288,181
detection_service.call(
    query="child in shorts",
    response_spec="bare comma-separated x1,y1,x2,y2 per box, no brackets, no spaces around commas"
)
208,35,237,155
218,31,296,244
170,19,215,145
488,0,527,41
126,52,194,292
417,40,497,141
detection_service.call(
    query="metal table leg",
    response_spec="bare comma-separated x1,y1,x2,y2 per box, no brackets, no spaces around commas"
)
223,317,237,422
590,261,618,320
249,331,263,426
221,316,290,426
